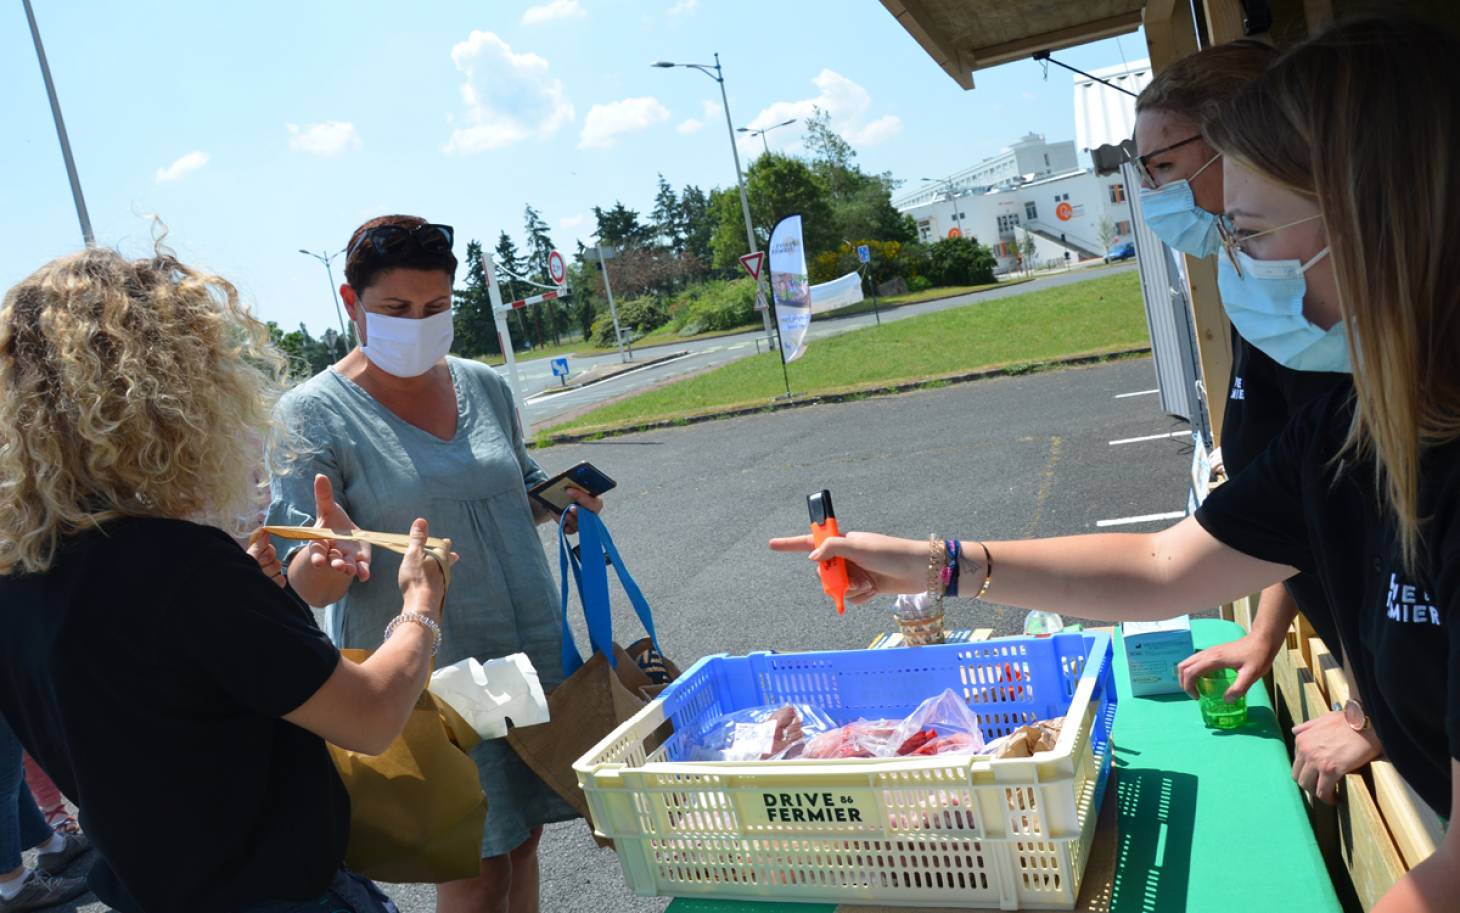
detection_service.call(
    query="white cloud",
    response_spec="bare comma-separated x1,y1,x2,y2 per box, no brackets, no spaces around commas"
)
667,0,698,14
578,96,670,149
286,121,362,157
559,214,586,228
741,69,902,152
443,31,575,154
676,118,704,134
701,100,721,119
154,150,208,183
522,0,585,25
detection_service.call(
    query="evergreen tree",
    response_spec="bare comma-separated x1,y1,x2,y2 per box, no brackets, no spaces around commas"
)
592,202,655,250
493,231,535,349
523,205,562,344
451,240,501,358
680,184,715,265
651,174,685,253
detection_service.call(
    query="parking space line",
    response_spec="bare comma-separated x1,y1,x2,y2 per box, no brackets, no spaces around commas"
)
1114,388,1159,399
1108,430,1188,446
1095,510,1187,528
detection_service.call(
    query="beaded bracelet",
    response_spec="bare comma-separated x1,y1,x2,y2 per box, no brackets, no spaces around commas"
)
941,539,962,597
384,611,442,655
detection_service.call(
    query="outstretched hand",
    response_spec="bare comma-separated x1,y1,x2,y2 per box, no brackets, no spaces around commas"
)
769,531,928,605
306,474,372,583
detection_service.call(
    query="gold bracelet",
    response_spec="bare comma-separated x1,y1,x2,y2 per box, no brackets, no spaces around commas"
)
926,535,946,605
973,541,993,600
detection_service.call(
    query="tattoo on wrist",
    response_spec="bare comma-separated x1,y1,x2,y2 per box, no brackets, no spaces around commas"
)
957,549,985,598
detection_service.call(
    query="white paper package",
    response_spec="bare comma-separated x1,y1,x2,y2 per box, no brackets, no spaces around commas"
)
429,653,550,739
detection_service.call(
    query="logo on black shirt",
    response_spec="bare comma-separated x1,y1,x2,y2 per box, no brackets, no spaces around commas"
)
1385,572,1441,625
1230,376,1245,401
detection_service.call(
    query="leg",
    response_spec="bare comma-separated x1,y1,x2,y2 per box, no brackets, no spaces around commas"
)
505,828,543,913
21,754,74,833
435,854,512,913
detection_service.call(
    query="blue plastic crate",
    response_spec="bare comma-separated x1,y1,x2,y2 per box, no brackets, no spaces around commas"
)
576,633,1117,910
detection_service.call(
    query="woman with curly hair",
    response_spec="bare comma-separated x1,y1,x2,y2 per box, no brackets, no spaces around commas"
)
0,247,450,913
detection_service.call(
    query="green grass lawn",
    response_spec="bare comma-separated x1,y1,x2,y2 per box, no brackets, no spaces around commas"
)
540,271,1148,439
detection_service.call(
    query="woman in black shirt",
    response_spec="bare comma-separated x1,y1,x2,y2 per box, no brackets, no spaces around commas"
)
772,19,1458,909
0,248,450,913
1130,35,1368,795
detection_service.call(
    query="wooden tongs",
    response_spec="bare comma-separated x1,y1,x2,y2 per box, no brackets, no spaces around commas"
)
257,525,454,590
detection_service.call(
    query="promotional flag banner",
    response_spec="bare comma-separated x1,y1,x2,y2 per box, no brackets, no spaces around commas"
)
769,215,811,362
809,270,864,313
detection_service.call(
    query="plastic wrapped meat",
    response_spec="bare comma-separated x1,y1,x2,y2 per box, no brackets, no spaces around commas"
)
677,704,836,762
803,720,900,759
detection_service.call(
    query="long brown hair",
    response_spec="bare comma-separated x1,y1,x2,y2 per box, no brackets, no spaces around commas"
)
1136,39,1276,121
1203,18,1460,570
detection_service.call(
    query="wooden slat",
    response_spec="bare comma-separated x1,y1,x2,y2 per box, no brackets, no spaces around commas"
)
969,628,994,642
1370,761,1442,869
1203,0,1248,42
1309,638,1337,703
1323,665,1349,709
1272,645,1309,729
1143,0,1200,70
1339,773,1407,909
1232,594,1256,632
969,11,1144,68
1294,613,1318,669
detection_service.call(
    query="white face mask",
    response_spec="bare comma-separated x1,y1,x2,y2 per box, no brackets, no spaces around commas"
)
358,310,454,378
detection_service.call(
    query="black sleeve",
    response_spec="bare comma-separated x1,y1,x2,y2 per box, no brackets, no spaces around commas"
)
171,527,341,717
1195,399,1318,574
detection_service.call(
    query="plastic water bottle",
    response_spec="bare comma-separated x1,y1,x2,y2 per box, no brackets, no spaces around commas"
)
1023,610,1064,637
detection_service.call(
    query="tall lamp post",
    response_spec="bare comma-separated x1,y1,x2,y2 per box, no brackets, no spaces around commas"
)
298,248,349,339
921,177,965,238
24,0,93,246
736,118,797,156
652,54,774,343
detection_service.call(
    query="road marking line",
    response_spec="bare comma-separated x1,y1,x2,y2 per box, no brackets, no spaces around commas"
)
1096,511,1187,528
1108,430,1188,446
1114,388,1159,399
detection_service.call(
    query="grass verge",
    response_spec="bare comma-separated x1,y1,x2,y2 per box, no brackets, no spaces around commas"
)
536,271,1148,443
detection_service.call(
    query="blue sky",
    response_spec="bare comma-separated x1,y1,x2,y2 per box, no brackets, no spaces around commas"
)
3,1,1145,336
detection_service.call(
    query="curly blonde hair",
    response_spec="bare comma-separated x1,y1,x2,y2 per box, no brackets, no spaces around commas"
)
0,247,289,574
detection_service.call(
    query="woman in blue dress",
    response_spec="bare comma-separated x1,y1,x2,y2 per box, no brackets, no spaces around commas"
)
269,214,601,913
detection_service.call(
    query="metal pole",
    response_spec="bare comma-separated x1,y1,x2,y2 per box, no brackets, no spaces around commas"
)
596,245,629,363
485,249,527,422
23,0,93,246
714,53,775,345
759,131,769,156
324,255,348,338
867,265,881,325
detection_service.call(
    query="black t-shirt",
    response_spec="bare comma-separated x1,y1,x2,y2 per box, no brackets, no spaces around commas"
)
0,518,348,913
1197,389,1459,816
1221,330,1352,645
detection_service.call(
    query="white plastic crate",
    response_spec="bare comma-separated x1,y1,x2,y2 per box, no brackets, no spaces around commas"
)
575,632,1117,910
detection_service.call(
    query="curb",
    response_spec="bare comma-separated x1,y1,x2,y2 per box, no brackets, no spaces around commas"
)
530,346,1153,448
552,350,689,391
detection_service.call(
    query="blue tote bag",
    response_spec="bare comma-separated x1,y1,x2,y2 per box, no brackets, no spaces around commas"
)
506,508,679,821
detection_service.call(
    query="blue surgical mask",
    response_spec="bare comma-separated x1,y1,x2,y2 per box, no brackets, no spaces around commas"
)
1217,247,1351,373
1138,153,1222,258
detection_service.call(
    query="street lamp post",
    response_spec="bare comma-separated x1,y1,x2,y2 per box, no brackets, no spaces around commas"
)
921,177,965,238
653,53,774,344
298,248,349,339
23,0,93,246
736,118,797,156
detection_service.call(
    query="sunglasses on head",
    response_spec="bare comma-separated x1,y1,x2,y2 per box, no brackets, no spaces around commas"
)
347,223,455,260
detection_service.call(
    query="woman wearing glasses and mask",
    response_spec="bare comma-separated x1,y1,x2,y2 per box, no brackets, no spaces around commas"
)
268,215,599,913
1132,41,1372,793
773,20,1460,905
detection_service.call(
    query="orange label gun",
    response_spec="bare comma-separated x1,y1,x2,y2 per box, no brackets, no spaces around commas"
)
808,490,849,615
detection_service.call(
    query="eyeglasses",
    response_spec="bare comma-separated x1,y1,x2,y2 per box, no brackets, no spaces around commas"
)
1127,134,1203,188
347,223,455,260
1216,213,1324,277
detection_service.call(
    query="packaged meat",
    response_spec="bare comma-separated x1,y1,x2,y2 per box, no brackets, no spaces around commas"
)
673,704,836,762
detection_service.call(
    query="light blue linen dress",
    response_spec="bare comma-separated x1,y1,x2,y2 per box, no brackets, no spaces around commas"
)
266,356,577,857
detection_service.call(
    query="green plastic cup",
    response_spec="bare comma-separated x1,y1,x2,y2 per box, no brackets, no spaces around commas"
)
1196,668,1247,729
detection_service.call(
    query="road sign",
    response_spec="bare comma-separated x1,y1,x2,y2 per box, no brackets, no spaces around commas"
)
856,244,871,264
754,288,768,312
738,250,765,281
547,249,567,286
550,357,570,378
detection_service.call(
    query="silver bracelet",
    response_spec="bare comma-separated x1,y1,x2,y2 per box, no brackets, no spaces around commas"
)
384,611,441,655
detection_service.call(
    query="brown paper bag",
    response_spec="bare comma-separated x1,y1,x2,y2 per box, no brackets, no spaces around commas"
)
328,649,487,883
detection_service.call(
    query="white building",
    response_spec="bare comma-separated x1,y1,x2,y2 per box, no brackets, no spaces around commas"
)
895,133,1135,268
1073,58,1153,155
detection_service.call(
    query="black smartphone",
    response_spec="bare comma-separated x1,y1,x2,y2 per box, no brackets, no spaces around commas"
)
529,461,617,514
